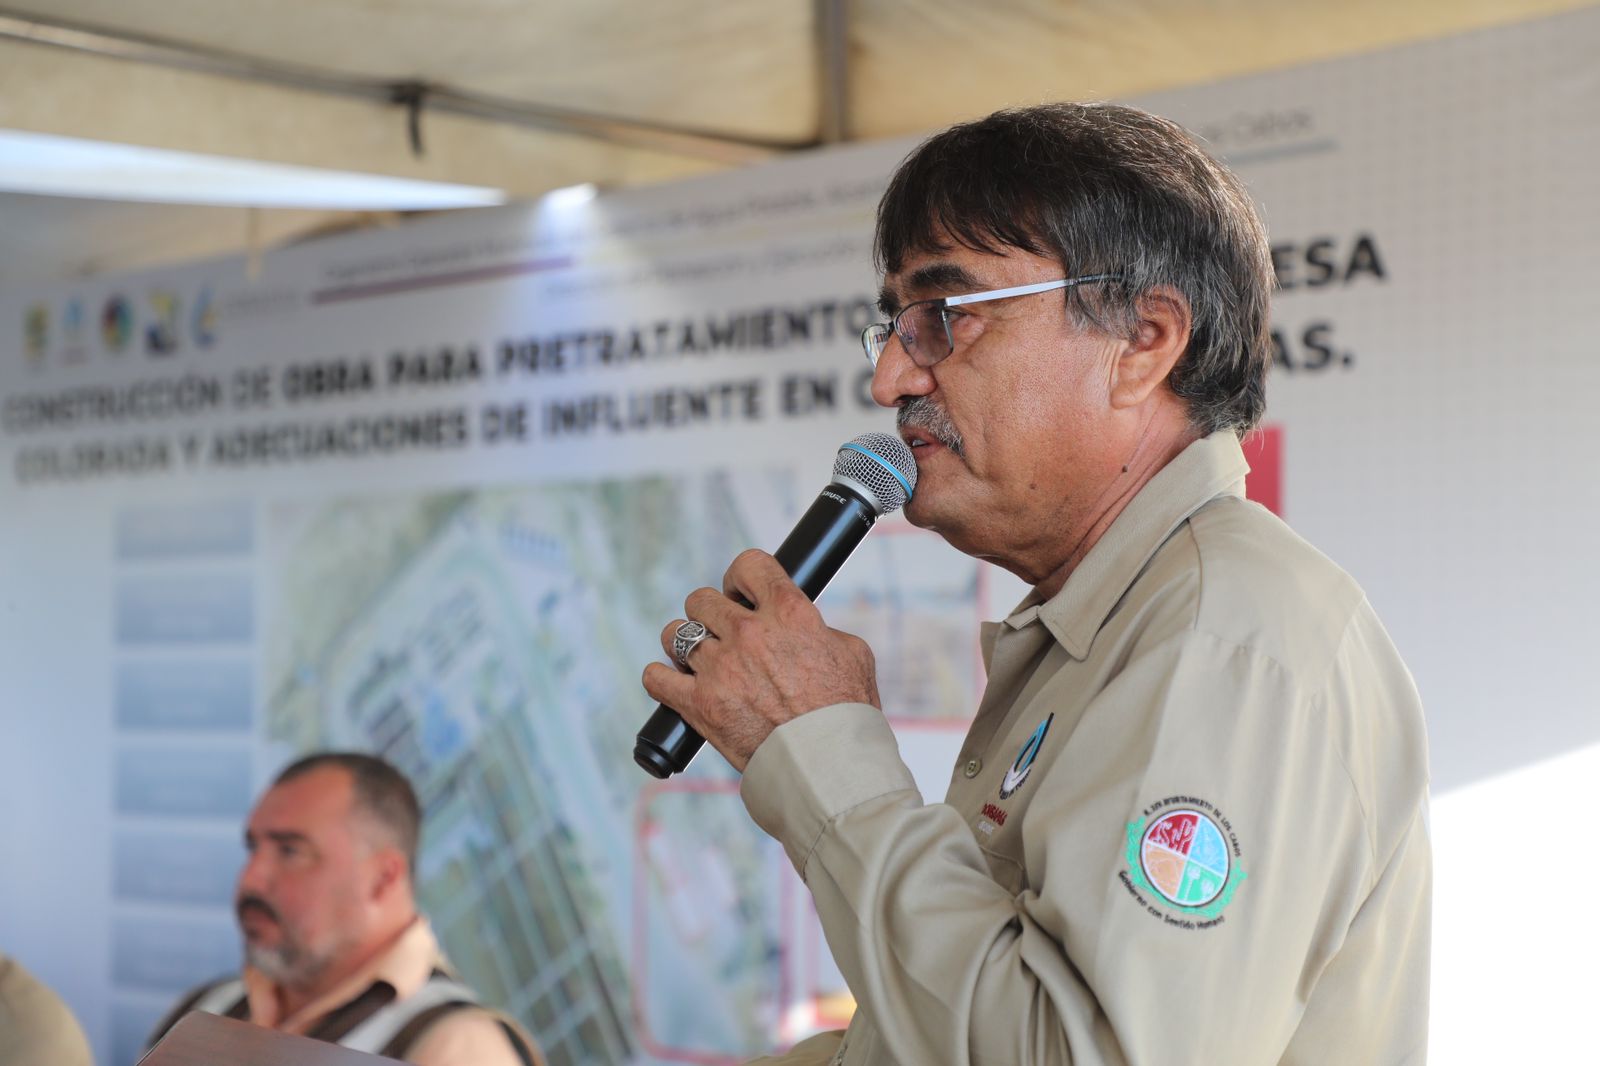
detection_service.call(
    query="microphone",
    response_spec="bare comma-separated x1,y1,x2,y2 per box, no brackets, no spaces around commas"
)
633,432,918,779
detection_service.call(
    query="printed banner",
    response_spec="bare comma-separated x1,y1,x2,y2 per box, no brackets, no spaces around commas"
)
1,9,1596,1065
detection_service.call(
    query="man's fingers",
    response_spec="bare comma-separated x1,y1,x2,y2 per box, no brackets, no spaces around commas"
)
722,549,798,608
683,587,749,636
641,661,697,718
659,618,688,661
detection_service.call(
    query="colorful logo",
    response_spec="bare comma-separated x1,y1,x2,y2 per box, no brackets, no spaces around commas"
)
146,290,180,354
24,302,49,362
191,286,217,348
998,713,1053,799
1126,807,1246,919
60,298,87,363
102,296,133,353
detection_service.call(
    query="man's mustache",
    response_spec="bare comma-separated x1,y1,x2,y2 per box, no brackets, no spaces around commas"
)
236,894,280,925
897,397,965,456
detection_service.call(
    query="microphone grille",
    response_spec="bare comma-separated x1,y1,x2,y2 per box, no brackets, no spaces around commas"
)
833,432,917,516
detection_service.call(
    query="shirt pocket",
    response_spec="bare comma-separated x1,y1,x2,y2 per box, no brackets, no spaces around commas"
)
977,841,1028,896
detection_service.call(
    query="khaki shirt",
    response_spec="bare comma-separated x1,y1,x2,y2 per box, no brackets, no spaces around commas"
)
0,952,93,1066
742,432,1431,1065
156,919,538,1066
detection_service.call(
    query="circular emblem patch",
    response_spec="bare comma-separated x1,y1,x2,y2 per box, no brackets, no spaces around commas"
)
1139,809,1230,908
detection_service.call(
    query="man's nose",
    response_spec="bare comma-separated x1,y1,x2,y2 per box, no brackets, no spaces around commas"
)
869,334,937,409
237,850,270,895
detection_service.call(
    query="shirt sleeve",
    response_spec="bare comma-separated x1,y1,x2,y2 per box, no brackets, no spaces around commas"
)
744,1028,846,1065
407,1005,544,1066
740,630,1408,1065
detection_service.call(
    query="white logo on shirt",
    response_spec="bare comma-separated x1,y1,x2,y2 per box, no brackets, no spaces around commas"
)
998,713,1054,799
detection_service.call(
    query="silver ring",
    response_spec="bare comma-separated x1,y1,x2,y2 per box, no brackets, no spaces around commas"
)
672,620,711,669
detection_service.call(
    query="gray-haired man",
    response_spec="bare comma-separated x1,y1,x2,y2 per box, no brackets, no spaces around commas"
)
644,103,1430,1065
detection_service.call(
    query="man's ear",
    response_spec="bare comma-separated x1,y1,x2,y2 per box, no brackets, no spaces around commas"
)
1110,288,1192,410
368,846,409,902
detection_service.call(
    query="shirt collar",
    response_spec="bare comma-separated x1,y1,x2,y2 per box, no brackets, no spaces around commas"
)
243,915,444,1033
990,431,1249,661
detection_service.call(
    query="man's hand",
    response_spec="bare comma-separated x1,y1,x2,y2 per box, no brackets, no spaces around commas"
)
641,549,881,772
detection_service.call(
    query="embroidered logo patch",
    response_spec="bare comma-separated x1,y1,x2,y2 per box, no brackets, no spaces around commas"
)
998,713,1053,799
1120,797,1246,927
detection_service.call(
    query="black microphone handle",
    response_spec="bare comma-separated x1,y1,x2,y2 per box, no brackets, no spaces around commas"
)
633,482,880,779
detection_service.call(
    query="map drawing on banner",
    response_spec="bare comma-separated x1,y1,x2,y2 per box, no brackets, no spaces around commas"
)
257,469,980,1064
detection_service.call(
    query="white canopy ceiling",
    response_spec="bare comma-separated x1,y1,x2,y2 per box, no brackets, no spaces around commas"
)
1,0,1589,283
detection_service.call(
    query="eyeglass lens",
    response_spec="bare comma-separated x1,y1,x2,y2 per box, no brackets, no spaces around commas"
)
863,301,953,367
897,303,949,366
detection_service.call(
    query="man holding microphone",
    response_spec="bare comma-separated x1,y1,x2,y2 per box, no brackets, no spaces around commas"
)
643,102,1430,1065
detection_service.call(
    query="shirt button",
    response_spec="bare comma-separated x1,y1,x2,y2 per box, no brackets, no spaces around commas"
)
963,758,982,778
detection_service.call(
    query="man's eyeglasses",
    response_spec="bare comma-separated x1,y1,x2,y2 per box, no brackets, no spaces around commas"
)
860,274,1122,369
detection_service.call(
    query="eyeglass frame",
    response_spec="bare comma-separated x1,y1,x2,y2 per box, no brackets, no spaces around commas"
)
860,273,1123,369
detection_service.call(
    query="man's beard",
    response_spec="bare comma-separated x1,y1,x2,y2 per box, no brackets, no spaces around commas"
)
897,396,965,457
237,896,333,988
